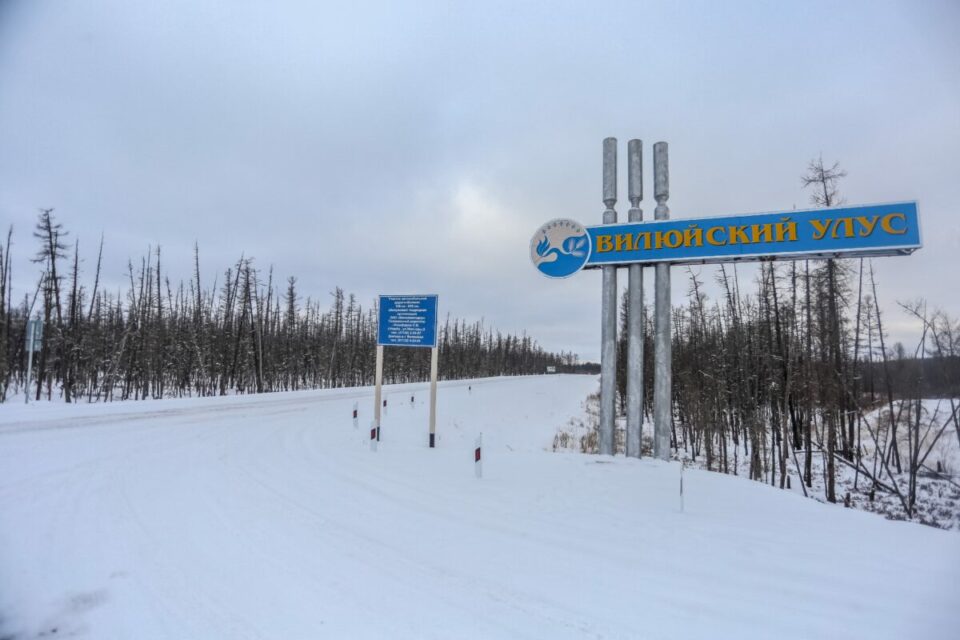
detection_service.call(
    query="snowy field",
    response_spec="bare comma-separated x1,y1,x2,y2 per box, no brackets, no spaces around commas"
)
1,375,958,639
555,394,960,529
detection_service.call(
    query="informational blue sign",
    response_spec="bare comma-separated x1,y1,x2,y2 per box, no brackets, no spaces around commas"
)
530,202,920,278
25,318,43,352
378,295,439,348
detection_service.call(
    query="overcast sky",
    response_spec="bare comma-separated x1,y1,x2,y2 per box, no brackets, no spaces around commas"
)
1,0,958,360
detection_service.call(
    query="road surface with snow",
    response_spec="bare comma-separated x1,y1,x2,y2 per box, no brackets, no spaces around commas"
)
1,375,958,639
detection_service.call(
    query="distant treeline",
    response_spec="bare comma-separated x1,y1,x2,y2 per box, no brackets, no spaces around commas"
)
0,211,576,403
859,356,960,400
560,362,601,375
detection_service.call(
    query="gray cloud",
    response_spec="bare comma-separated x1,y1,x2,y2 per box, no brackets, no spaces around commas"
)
1,0,958,360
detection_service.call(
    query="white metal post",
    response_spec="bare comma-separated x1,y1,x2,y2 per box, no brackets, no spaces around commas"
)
680,461,685,513
653,142,672,460
600,137,618,456
374,344,384,442
428,345,438,447
626,139,644,458
24,320,35,405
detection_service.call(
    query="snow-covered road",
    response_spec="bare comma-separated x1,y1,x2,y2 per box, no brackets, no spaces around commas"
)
2,375,958,639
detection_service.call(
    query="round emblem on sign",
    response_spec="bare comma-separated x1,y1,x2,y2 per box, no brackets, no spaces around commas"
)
530,219,591,278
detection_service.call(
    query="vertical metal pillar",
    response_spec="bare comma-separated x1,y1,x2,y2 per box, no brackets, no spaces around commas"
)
653,142,672,460
428,345,438,447
374,344,384,441
24,320,35,405
626,139,644,458
599,137,618,456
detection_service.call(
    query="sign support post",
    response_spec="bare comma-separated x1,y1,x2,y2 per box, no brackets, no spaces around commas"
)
653,142,672,460
626,139,644,458
429,345,439,448
24,319,36,405
599,137,618,456
374,344,384,442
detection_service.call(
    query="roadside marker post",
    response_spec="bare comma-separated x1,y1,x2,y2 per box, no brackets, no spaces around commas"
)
680,461,685,513
370,421,378,452
352,401,359,429
475,433,483,479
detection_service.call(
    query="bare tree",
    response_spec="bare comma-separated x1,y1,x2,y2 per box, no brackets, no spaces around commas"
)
802,157,848,503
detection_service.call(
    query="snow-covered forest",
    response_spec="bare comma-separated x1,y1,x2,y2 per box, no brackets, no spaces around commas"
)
0,211,577,403
597,253,960,520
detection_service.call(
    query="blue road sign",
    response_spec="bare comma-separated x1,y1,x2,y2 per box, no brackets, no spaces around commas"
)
378,295,439,348
25,318,43,352
531,202,920,278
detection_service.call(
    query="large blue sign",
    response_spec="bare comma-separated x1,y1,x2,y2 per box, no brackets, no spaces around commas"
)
378,295,439,348
530,202,920,278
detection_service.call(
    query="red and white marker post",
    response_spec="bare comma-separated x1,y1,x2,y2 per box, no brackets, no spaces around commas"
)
370,420,378,452
474,433,483,479
352,401,359,429
680,460,685,513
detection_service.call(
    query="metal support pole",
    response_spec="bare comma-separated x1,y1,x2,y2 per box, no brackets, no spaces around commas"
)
374,344,384,441
599,137,618,456
24,320,35,405
626,139,644,458
428,345,438,447
653,142,672,460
